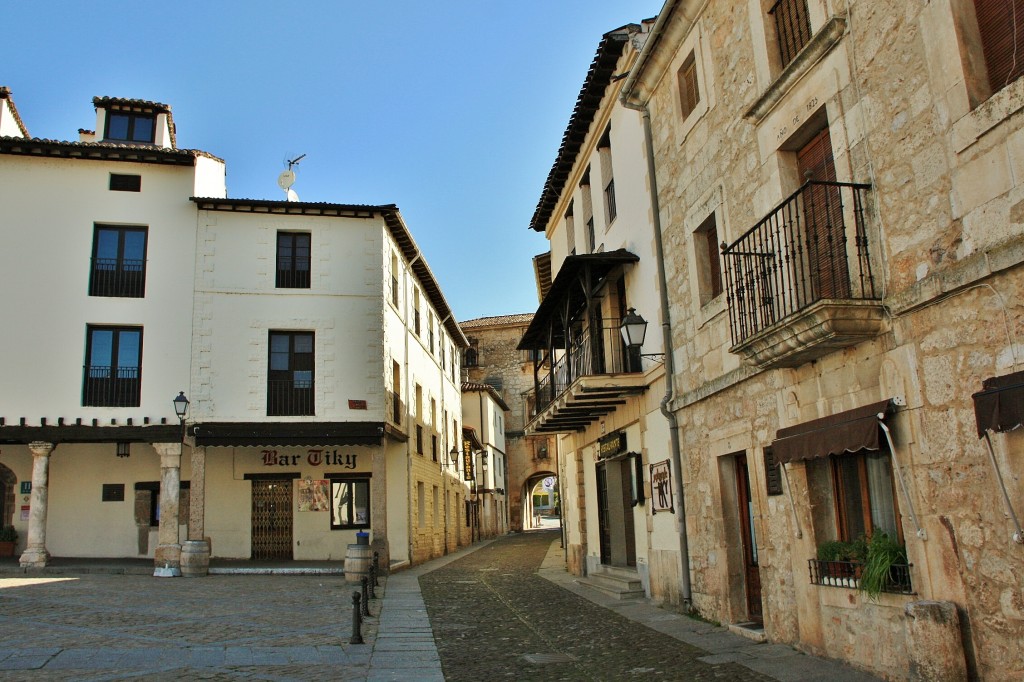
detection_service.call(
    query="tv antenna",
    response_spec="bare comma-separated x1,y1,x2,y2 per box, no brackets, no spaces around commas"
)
277,153,306,202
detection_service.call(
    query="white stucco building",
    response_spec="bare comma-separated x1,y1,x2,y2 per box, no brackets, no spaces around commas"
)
0,89,468,571
518,23,680,596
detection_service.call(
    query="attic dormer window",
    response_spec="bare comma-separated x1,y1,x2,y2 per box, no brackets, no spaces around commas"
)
105,112,155,143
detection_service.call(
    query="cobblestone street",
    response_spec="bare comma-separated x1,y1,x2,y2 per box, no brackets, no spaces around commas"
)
420,530,877,681
0,532,882,680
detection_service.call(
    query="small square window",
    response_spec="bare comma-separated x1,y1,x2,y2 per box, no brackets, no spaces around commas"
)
109,174,141,192
105,112,155,144
102,483,125,502
329,476,371,529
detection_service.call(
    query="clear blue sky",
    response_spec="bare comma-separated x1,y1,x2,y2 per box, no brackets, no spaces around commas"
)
5,1,663,321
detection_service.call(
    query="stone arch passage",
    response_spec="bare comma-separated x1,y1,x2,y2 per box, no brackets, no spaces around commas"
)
523,471,559,530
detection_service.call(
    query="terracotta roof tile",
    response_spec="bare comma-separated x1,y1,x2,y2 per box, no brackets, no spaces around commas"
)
0,136,222,165
461,382,511,412
0,86,31,137
460,313,534,328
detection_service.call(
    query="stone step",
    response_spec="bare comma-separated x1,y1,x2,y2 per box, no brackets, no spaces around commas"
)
576,567,645,600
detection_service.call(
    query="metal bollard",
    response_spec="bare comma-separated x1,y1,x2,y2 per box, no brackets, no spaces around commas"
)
349,591,364,644
361,577,370,616
368,562,377,599
372,551,380,586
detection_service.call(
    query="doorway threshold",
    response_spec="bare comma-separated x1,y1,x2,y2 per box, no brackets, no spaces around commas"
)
727,621,766,642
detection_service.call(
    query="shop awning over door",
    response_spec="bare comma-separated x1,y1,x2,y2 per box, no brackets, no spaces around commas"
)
972,369,1024,437
772,399,893,464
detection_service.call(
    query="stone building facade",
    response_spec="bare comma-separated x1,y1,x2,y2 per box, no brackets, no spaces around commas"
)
460,314,556,534
613,0,1024,680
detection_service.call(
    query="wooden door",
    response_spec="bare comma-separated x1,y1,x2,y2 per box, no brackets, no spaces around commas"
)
798,126,850,300
735,454,763,623
597,464,611,565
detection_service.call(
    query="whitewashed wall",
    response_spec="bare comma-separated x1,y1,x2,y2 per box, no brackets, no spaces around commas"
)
0,155,223,422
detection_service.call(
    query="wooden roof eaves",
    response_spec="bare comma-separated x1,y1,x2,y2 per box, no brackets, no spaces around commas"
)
528,25,640,233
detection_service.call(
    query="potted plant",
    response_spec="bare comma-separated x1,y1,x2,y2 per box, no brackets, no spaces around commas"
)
816,537,867,586
859,531,908,599
0,526,17,558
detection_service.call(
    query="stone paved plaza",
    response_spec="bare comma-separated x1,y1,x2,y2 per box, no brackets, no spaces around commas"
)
0,531,883,680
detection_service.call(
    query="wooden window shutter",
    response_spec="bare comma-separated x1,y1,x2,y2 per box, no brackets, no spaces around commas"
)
678,52,700,119
705,218,722,298
764,447,783,496
975,0,1024,93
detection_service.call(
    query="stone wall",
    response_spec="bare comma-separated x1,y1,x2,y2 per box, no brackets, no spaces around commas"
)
462,315,557,533
632,0,1024,679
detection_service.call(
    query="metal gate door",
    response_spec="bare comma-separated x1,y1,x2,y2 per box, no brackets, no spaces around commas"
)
251,479,293,560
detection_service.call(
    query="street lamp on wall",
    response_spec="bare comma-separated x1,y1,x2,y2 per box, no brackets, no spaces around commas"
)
449,446,460,467
620,308,648,349
620,308,664,364
173,391,189,441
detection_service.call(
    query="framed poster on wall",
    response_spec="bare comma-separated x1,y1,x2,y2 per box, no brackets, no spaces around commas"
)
650,460,674,514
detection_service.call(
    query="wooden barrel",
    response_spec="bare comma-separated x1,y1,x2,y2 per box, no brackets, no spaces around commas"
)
344,543,372,583
180,540,210,578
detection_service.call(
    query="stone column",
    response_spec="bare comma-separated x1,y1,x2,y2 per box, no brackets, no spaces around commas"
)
371,448,389,568
188,445,206,541
152,442,182,573
19,441,54,568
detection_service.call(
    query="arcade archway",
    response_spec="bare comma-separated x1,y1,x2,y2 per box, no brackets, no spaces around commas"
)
523,472,559,530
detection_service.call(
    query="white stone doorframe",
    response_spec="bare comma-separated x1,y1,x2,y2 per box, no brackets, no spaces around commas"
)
152,442,183,573
19,441,54,568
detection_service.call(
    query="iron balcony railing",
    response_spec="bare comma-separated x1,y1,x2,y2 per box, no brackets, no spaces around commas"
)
275,263,310,288
267,379,314,416
769,0,812,68
807,559,914,595
529,321,641,417
89,258,146,297
721,180,875,347
83,365,141,407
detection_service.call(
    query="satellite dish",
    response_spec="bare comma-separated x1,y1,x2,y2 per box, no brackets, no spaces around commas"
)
287,188,300,202
277,170,295,190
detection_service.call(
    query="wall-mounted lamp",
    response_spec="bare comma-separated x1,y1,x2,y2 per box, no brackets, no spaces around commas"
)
620,308,664,361
449,446,460,467
173,391,190,424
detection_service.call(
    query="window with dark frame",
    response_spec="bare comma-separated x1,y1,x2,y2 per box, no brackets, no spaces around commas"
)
329,476,370,529
831,450,902,544
769,0,812,70
104,111,155,144
109,174,141,192
678,51,701,119
694,213,723,304
267,331,314,416
413,290,421,335
276,232,311,288
598,128,616,224
101,483,125,502
84,325,142,407
89,225,147,298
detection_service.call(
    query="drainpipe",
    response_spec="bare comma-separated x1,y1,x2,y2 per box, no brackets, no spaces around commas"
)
620,99,692,608
405,252,421,564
